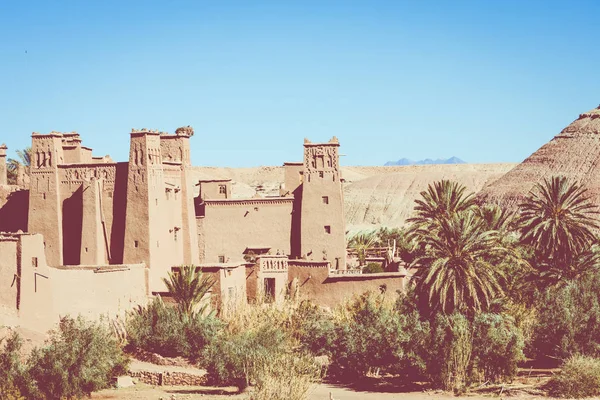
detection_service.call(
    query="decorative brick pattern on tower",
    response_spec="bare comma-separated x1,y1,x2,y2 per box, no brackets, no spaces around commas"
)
28,133,65,266
0,144,7,185
122,130,166,290
298,137,347,270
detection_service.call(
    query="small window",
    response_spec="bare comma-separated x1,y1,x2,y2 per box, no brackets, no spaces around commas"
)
254,207,259,212
174,230,178,242
319,171,324,178
155,198,158,206
228,287,235,297
218,255,225,263
42,193,46,200
324,225,331,234
219,185,227,194
322,196,329,204
32,257,38,268
108,191,113,198
85,247,88,253
134,240,139,248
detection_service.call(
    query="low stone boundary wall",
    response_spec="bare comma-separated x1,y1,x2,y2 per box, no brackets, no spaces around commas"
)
130,370,207,386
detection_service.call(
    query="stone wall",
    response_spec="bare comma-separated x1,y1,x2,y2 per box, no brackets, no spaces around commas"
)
129,370,207,386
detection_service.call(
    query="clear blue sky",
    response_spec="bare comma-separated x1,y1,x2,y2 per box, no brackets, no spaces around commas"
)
1,0,599,167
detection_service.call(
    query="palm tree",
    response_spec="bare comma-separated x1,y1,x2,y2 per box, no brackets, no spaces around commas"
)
348,232,377,266
162,265,215,317
412,211,506,316
407,180,476,237
7,147,31,184
517,176,600,267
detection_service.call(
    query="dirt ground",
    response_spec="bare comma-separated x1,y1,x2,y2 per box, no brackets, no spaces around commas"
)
92,382,552,400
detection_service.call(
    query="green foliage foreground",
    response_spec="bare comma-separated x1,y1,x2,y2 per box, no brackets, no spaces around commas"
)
0,316,129,400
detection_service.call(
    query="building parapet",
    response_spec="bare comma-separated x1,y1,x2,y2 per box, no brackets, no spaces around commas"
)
288,260,331,269
256,255,288,272
329,269,362,276
203,197,294,207
326,271,407,281
52,263,146,272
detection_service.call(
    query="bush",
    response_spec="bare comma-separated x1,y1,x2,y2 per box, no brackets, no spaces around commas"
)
23,316,129,400
0,332,26,399
428,313,472,393
252,352,323,400
126,297,222,360
289,300,335,357
362,262,384,274
547,355,600,398
328,292,430,381
472,313,525,383
203,324,288,389
532,272,600,361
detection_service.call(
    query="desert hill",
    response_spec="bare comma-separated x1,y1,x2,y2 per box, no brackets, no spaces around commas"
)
190,163,516,233
384,156,466,166
479,106,600,209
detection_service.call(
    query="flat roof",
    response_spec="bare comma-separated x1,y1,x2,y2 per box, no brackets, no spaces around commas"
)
195,179,231,184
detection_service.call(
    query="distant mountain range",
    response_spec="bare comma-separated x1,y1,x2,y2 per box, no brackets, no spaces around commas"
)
384,157,466,166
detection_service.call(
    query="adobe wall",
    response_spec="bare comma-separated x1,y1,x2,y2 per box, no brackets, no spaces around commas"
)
251,255,288,303
59,164,119,265
288,263,406,308
0,187,28,232
197,198,293,263
50,264,149,321
0,236,19,326
197,180,232,200
18,233,55,332
200,264,247,315
283,162,303,197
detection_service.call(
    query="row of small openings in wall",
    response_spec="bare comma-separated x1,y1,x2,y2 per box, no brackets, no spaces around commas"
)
307,171,336,182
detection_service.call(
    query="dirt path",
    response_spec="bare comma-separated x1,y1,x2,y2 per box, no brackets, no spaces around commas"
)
93,382,551,400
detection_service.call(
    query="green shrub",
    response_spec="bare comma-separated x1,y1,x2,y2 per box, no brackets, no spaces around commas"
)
252,352,323,400
203,323,288,389
0,332,26,399
126,297,222,360
23,316,129,400
472,313,525,383
532,272,600,360
362,262,384,274
289,300,335,357
428,313,472,393
328,292,430,381
547,355,600,398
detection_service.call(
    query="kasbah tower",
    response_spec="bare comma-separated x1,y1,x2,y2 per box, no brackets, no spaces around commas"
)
23,127,346,293
297,137,346,269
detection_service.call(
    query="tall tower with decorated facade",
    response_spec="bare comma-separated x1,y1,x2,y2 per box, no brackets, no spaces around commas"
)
299,137,346,269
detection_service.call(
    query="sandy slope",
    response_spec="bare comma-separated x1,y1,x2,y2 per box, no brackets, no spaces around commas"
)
343,164,515,232
190,164,516,232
